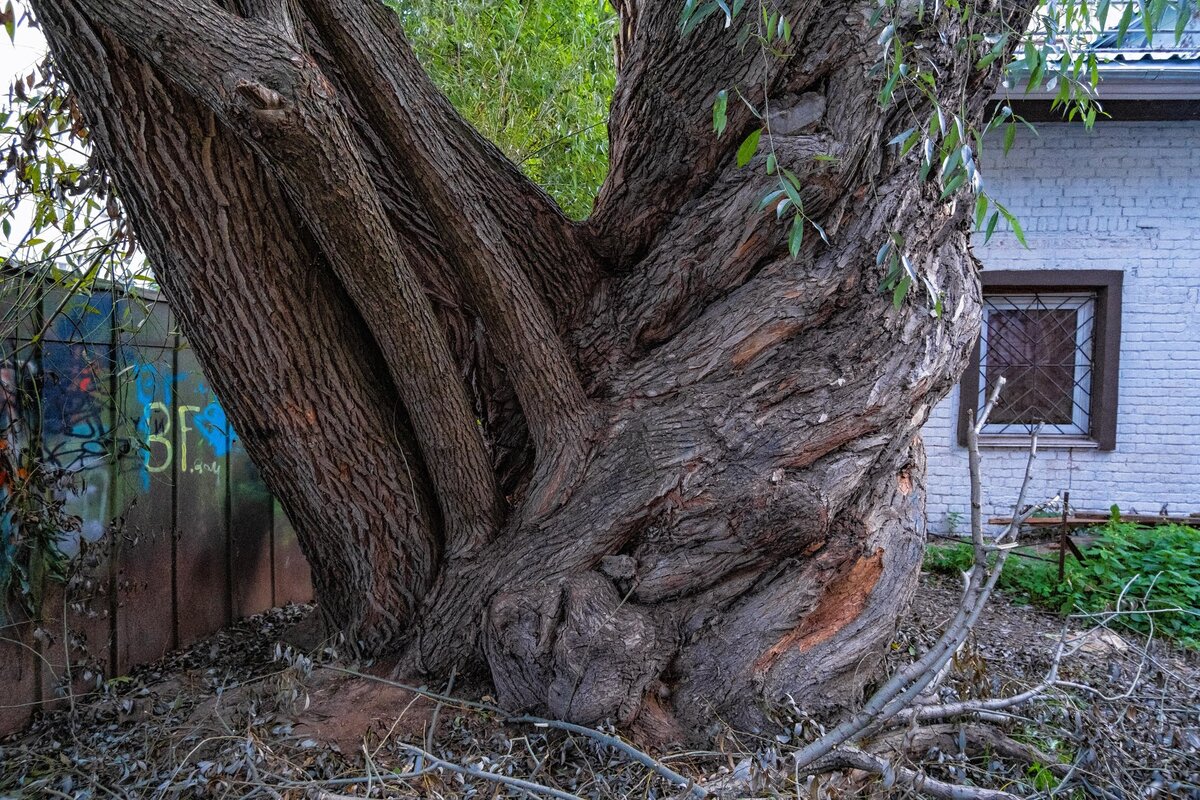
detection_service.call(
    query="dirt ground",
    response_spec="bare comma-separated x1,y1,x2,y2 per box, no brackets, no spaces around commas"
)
1,571,1197,798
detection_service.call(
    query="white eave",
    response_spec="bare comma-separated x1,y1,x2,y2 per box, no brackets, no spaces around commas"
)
998,60,1200,102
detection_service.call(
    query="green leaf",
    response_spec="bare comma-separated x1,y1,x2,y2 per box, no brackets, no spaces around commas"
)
1026,52,1044,93
736,127,762,167
788,216,804,257
765,152,777,175
682,0,720,35
887,127,916,148
1142,0,1159,44
941,145,963,179
1000,205,1028,247
939,171,966,200
1003,122,1017,155
1115,1,1135,46
715,0,732,27
892,276,912,309
812,221,830,245
975,33,1008,70
878,70,901,106
876,240,891,266
713,89,728,138
780,170,805,213
919,154,933,183
758,188,785,210
974,194,989,229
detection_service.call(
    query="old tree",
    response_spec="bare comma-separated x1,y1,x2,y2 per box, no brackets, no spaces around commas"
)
27,0,1047,737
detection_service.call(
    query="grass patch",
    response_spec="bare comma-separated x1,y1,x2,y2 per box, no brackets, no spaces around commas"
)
924,521,1200,649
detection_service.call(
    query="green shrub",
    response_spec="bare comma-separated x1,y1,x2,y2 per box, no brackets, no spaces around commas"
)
924,522,1200,649
389,0,615,220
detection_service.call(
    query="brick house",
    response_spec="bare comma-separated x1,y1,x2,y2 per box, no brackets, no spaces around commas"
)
921,31,1200,530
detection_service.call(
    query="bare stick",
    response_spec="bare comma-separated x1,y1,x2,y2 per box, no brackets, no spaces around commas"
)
508,715,707,799
811,746,1021,800
415,664,456,773
396,742,585,800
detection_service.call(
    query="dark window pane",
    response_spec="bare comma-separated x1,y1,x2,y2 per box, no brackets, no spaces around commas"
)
985,308,1078,425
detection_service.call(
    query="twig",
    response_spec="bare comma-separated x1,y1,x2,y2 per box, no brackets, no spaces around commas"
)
415,663,457,773
897,624,1069,726
866,723,1068,776
319,664,503,714
509,715,708,799
812,746,1021,800
396,741,585,800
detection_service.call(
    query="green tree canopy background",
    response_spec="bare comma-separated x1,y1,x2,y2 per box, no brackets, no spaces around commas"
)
391,0,615,220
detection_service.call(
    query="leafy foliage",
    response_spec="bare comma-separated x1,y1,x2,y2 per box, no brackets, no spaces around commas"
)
0,432,79,618
0,31,147,319
925,522,1200,648
388,0,616,220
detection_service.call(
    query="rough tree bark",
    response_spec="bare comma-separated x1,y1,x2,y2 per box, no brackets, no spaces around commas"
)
34,0,1036,738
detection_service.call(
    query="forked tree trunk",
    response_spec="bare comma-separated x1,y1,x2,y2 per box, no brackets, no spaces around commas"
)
35,0,1034,737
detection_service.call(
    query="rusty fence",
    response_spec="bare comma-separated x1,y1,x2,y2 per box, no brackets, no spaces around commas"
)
0,276,312,735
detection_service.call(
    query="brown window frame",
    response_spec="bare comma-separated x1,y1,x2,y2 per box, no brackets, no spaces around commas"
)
957,269,1122,450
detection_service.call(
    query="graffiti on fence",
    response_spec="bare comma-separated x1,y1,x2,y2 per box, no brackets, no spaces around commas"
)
132,364,234,488
1,292,236,553
2,278,312,734
42,340,112,544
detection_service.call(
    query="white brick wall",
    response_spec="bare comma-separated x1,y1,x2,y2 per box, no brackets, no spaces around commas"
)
923,120,1200,531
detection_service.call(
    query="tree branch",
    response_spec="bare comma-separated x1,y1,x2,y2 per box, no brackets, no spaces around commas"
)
69,0,502,553
300,0,595,473
301,0,601,325
812,746,1021,800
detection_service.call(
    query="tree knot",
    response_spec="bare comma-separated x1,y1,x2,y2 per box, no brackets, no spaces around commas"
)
234,81,287,115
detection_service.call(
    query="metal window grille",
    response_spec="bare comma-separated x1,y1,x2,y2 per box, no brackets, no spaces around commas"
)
978,292,1096,437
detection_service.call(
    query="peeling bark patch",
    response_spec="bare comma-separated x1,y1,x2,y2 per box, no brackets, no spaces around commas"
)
777,417,876,470
897,468,912,495
801,538,826,556
753,550,884,676
730,321,804,369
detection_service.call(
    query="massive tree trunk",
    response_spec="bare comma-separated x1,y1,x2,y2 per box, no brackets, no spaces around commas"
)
34,0,1034,736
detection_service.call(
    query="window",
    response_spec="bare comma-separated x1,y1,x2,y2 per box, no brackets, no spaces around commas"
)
958,270,1122,450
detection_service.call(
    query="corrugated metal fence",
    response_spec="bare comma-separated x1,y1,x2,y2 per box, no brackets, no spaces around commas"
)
0,277,312,735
